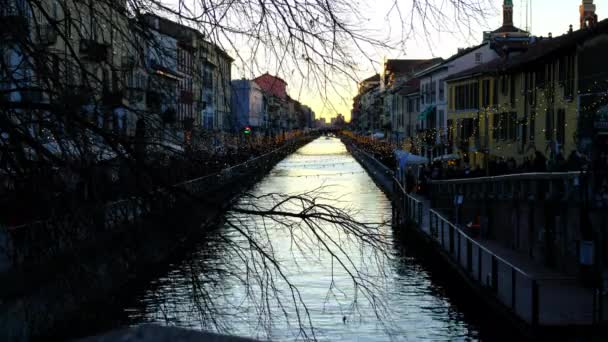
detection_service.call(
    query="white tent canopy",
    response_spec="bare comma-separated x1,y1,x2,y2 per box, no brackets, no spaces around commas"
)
433,154,461,162
395,150,429,165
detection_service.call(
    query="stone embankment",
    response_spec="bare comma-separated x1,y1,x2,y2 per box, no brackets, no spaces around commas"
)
0,136,313,341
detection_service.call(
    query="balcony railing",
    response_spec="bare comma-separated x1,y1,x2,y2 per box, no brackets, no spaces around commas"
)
80,39,109,63
0,4,29,40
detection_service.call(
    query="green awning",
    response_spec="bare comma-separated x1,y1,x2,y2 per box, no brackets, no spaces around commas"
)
417,105,436,121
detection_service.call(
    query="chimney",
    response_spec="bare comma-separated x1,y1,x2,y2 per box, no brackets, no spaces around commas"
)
580,0,598,29
548,32,553,38
569,24,574,34
503,0,514,27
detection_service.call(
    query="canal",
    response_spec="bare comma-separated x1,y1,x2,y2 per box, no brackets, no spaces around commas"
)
89,137,485,341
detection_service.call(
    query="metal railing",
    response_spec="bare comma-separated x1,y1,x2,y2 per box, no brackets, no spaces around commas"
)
429,171,585,185
425,209,605,326
428,171,588,203
390,173,603,327
428,208,539,324
0,136,309,271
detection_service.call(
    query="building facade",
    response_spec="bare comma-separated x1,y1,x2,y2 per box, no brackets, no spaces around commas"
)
445,16,607,171
231,79,266,132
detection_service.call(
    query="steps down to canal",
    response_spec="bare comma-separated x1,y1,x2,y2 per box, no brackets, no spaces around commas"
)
347,141,608,339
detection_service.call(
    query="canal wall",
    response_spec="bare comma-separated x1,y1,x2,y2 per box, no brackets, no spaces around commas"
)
0,136,314,341
345,144,394,196
345,140,606,341
78,324,260,342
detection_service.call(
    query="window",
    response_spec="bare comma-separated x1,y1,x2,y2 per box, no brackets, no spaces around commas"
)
530,110,536,142
535,65,546,89
439,80,445,101
558,56,566,84
454,82,479,110
508,112,517,141
438,109,445,128
447,119,454,143
545,107,554,141
492,79,498,106
431,80,437,103
459,118,475,145
482,79,490,107
493,112,517,141
501,76,508,96
564,55,575,99
510,75,516,106
475,53,483,64
556,109,566,145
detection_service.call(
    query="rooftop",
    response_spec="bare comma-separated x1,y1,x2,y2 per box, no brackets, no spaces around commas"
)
446,19,608,81
384,58,444,74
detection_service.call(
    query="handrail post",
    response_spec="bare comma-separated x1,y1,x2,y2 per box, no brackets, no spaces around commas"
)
491,255,498,293
532,280,539,326
449,225,455,255
441,220,445,246
478,247,482,281
467,239,472,272
457,230,461,263
511,267,516,310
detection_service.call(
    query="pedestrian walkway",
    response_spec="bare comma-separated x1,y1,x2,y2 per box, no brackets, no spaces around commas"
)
407,192,606,326
348,140,608,329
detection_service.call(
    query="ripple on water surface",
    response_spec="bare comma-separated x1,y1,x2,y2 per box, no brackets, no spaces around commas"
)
121,137,481,341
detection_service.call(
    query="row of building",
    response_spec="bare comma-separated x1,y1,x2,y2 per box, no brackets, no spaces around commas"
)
1,0,315,155
351,0,608,169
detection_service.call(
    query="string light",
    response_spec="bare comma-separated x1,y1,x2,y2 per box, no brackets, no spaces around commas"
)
352,73,608,167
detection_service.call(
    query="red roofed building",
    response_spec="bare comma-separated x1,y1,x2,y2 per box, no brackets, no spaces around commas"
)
253,73,288,99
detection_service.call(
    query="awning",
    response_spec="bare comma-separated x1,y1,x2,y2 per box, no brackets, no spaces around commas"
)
417,105,436,121
395,150,429,171
433,153,461,162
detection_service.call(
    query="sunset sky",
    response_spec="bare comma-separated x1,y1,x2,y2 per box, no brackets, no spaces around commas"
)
267,0,605,122
171,0,606,122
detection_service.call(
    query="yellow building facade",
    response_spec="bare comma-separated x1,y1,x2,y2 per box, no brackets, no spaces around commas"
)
447,38,582,170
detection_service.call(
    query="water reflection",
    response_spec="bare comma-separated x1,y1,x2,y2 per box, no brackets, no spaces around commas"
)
121,137,481,341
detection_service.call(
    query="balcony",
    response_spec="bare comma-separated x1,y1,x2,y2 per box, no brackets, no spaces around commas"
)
79,39,109,63
0,6,29,41
179,90,193,104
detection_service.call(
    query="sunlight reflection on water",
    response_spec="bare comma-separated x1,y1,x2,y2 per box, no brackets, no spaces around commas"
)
122,137,481,341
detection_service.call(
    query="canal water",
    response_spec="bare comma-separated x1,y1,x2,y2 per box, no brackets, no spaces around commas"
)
116,137,483,341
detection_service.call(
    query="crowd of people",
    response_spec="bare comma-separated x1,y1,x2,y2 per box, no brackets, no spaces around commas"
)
343,132,608,206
